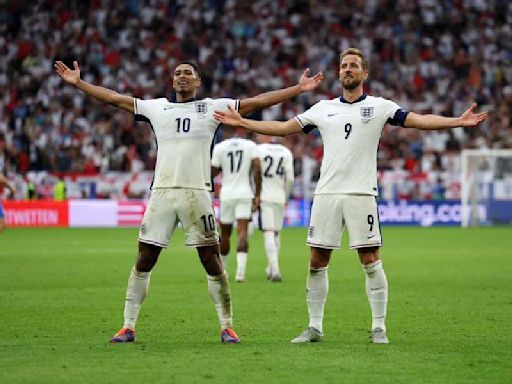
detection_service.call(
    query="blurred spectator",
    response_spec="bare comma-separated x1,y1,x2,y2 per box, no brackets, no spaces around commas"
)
53,176,67,201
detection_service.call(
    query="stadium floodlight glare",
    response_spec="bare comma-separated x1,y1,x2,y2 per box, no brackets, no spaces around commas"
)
461,149,512,227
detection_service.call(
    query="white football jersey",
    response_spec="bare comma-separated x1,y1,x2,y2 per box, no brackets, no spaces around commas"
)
295,94,408,196
134,97,239,190
253,143,294,204
211,137,257,200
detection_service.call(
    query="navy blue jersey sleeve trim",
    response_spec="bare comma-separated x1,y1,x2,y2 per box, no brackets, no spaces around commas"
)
296,116,318,134
302,124,317,134
386,109,409,127
135,114,151,124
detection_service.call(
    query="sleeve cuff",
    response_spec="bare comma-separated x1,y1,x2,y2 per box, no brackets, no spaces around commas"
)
386,109,409,127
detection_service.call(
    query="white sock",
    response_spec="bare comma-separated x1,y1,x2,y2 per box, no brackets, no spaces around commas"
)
236,252,247,277
275,232,281,254
363,260,388,331
307,266,328,333
207,271,232,329
264,231,279,275
220,254,229,271
123,267,151,330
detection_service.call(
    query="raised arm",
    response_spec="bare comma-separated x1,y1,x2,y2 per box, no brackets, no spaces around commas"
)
251,157,262,212
238,69,324,116
54,61,134,113
404,103,488,130
214,106,302,137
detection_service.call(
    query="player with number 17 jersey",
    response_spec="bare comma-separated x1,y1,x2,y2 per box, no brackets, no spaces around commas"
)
211,137,256,202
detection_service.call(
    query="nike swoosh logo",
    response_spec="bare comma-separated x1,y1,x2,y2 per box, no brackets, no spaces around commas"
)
164,107,173,110
327,113,339,117
367,234,376,239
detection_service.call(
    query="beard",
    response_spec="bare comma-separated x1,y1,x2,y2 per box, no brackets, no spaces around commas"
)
175,85,189,93
341,77,361,90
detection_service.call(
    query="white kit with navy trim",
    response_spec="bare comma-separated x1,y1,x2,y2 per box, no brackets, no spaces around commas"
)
295,94,408,196
134,97,240,190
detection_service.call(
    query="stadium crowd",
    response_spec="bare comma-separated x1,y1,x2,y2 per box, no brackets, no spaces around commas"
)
0,0,511,200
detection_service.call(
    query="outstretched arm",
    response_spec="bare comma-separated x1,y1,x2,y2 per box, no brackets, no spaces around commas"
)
54,61,134,113
405,103,488,130
214,106,302,137
238,69,324,116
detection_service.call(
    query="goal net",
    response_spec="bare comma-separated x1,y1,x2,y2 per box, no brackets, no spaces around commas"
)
461,149,512,227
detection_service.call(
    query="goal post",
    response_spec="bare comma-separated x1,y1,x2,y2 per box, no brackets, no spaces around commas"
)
461,149,512,227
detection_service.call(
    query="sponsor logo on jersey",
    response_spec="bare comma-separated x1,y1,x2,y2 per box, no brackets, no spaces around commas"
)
195,101,207,118
360,106,374,123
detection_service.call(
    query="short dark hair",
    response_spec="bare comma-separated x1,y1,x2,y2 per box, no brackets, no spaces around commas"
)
339,48,369,71
176,61,202,79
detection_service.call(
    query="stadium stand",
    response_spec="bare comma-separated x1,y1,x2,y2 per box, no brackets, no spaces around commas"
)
0,0,510,200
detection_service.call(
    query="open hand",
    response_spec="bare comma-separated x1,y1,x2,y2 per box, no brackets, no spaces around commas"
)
459,103,489,127
298,68,325,92
54,60,81,85
214,105,243,127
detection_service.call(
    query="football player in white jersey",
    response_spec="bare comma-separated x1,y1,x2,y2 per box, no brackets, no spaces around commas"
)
211,128,257,282
214,47,488,344
252,135,294,282
54,59,324,344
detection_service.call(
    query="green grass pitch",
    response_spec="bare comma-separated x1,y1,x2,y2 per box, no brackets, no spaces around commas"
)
0,226,511,383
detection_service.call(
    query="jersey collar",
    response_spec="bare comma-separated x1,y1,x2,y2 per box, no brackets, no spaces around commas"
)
339,93,367,104
169,94,197,103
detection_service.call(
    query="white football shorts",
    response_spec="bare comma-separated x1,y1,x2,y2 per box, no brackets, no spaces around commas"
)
219,198,253,224
307,194,382,249
139,188,219,248
258,201,285,232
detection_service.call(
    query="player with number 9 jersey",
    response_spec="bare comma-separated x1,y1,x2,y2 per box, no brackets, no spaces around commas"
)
296,95,404,197
213,47,488,344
